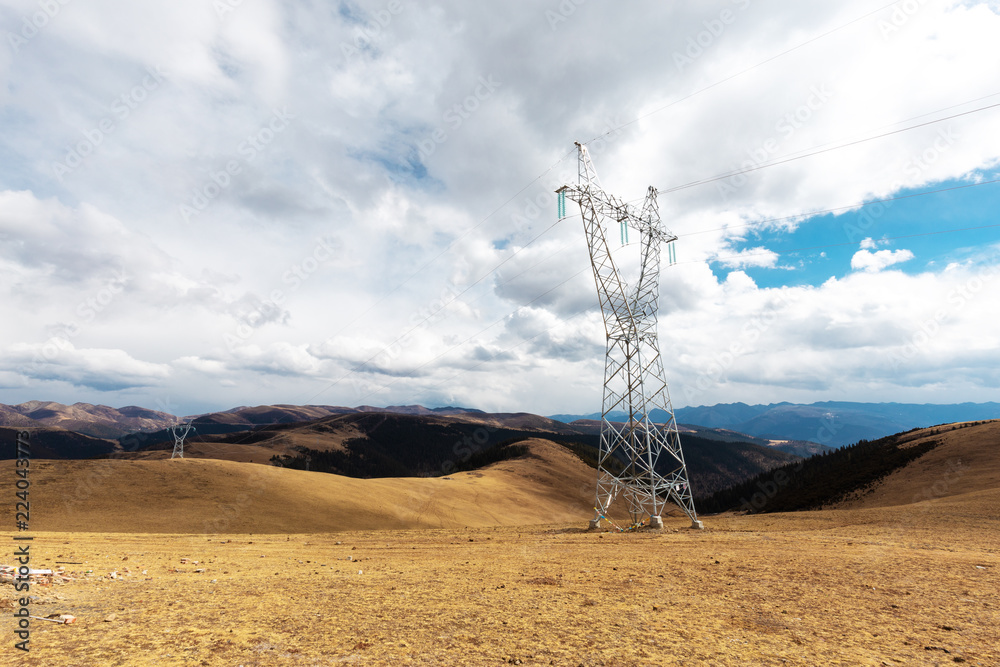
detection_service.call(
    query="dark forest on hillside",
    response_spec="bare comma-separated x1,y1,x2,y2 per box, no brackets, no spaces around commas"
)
691,424,989,514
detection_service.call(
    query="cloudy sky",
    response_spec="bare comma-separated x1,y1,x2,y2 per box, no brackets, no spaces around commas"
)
1,0,999,418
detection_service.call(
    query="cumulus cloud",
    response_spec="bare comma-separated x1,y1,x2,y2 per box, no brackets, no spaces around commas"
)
716,247,780,269
3,340,170,391
851,247,915,273
2,1,1000,415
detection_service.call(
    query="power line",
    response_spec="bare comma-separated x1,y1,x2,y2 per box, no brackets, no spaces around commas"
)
350,270,595,406
324,177,1000,404
678,177,1000,239
328,147,576,340
582,0,903,145
658,102,1000,195
327,1,906,348
697,222,1000,267
305,153,999,407
303,215,570,401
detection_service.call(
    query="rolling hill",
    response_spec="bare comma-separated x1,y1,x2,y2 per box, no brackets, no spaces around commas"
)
697,419,1000,514
0,426,119,459
109,411,797,497
28,438,601,533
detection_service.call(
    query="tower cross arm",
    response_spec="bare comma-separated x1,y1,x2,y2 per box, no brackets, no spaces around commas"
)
557,184,677,244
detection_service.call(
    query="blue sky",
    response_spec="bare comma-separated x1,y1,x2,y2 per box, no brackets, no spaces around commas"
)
713,172,1000,289
1,0,999,417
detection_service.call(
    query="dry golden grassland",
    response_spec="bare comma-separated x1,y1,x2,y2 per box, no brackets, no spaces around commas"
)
3,493,998,666
3,426,998,665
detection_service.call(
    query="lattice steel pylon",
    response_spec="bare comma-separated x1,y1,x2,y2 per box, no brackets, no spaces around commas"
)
170,422,195,459
557,142,703,530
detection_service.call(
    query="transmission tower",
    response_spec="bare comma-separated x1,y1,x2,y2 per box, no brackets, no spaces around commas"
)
170,422,195,459
558,142,702,530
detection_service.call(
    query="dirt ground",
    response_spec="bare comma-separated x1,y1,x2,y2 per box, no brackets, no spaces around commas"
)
3,495,998,666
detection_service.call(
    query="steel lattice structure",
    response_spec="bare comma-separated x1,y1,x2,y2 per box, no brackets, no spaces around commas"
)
558,142,702,530
170,422,195,459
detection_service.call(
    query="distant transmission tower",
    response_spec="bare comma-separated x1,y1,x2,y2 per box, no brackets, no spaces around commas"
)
170,422,195,459
558,142,702,530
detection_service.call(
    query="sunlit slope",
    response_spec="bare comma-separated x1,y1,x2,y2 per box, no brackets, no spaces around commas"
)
836,420,1000,509
30,439,600,533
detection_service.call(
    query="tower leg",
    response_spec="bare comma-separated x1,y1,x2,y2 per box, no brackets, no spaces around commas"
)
647,516,663,529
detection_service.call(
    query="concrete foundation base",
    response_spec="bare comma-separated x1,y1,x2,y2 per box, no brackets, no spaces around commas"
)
588,519,601,530
690,519,705,530
647,516,664,529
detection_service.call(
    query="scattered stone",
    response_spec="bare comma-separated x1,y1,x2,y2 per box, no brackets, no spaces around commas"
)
104,613,117,622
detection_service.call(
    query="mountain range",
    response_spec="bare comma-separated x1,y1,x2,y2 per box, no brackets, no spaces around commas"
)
2,401,800,498
550,401,1000,448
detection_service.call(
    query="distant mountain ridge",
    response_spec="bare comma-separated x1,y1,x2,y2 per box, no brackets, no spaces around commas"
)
550,401,1000,448
0,401,492,439
2,402,797,499
1,401,177,439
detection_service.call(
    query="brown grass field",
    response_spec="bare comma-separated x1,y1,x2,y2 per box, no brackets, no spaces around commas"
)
3,425,998,666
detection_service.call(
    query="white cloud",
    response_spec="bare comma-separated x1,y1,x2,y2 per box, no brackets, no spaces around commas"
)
851,248,915,273
3,340,170,391
716,247,780,269
1,1,1000,415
